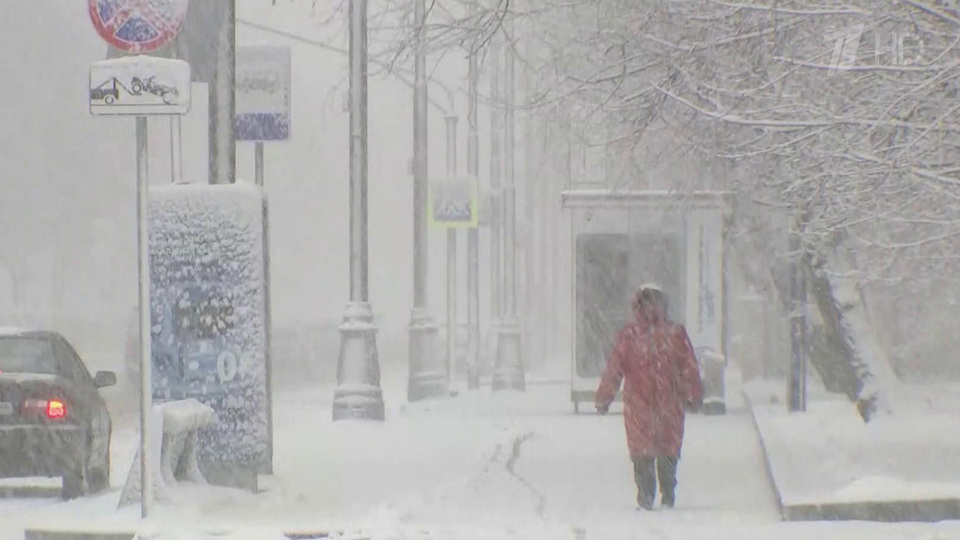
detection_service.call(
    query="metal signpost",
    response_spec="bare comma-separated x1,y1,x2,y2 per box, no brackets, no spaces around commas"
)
89,56,191,519
445,117,458,386
429,174,479,385
233,45,290,467
88,0,190,519
466,0,481,391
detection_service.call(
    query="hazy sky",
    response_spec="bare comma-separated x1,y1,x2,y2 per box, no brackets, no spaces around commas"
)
0,3,497,370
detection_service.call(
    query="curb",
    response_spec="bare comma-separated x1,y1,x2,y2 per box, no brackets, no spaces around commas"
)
25,533,135,540
23,530,338,540
742,389,786,519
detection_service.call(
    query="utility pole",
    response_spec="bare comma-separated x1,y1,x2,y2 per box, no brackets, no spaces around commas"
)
537,114,550,366
488,33,503,372
332,0,385,421
445,115,458,386
211,0,236,184
493,14,524,391
408,0,447,401
788,211,807,413
466,0,481,390
521,31,540,367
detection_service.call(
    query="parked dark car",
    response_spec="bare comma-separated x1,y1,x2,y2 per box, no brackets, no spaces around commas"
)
0,329,116,499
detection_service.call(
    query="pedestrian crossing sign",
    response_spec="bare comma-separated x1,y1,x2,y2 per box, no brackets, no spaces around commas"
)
428,177,479,229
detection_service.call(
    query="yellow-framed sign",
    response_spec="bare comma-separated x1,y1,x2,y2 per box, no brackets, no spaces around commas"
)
428,176,480,229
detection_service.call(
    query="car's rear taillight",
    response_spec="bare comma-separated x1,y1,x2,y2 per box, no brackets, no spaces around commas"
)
22,399,68,419
46,400,66,418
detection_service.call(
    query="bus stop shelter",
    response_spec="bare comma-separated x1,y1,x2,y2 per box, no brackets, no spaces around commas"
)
561,189,735,415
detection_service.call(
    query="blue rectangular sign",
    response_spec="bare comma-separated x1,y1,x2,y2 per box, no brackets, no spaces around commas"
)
234,46,291,141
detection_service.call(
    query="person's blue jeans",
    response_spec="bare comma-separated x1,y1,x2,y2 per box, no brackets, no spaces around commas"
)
632,455,678,508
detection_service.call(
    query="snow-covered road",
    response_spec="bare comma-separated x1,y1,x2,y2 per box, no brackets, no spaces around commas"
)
2,375,960,539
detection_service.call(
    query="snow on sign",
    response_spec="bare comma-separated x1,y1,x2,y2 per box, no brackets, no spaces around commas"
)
235,46,292,141
90,56,190,115
88,0,189,54
428,177,480,228
149,184,271,475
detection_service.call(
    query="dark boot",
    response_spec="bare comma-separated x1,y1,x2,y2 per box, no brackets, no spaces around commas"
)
632,456,656,509
657,455,679,508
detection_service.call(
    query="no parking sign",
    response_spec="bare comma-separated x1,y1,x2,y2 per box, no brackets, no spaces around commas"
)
88,0,189,54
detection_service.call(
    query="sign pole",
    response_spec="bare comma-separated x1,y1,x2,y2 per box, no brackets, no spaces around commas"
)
170,117,183,183
255,142,264,187
466,0,481,391
135,116,153,518
445,116,458,385
254,140,273,471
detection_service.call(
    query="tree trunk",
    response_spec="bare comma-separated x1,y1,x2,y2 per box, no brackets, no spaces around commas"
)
803,242,899,422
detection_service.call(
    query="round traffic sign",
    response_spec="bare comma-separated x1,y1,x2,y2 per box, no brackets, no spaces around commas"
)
88,0,189,54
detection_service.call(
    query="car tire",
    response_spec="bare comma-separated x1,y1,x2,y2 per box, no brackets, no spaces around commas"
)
62,429,110,499
89,431,111,494
62,469,85,500
88,464,110,494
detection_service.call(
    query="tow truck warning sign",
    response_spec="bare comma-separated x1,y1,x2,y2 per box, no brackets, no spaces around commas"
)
90,56,190,116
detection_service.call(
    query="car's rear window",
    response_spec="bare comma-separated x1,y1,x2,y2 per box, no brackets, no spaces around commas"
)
0,337,58,375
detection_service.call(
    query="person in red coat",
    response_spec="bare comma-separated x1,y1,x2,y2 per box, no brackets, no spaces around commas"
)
595,285,703,509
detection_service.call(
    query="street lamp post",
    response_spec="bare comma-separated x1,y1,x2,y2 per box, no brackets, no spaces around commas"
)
466,0,481,390
493,15,524,392
332,0,385,421
408,0,447,401
488,33,503,373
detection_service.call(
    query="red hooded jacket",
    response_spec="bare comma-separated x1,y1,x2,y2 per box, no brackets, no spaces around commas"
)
596,311,703,457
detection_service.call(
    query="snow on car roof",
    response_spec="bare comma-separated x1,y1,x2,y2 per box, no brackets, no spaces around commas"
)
0,327,31,336
0,327,54,337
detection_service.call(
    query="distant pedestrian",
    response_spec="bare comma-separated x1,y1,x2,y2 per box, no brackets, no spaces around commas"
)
595,285,703,509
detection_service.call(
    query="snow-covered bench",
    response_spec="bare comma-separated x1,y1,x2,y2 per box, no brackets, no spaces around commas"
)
119,399,216,507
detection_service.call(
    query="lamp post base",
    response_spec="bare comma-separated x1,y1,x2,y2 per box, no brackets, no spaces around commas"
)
408,307,448,401
333,302,385,421
492,316,524,392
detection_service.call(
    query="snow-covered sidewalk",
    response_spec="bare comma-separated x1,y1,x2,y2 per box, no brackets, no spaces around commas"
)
745,379,960,521
4,372,960,539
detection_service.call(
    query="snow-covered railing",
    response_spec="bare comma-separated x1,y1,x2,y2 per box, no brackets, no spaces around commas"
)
119,399,216,507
